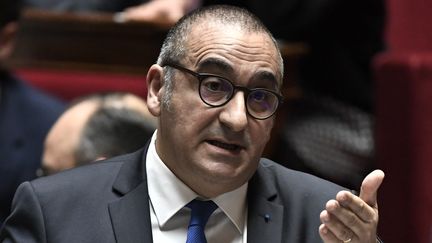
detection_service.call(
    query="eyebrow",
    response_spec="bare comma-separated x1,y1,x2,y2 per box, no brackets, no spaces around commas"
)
254,70,279,90
197,58,234,74
197,57,280,91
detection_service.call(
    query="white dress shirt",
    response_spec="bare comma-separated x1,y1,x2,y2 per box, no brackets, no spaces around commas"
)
146,131,248,243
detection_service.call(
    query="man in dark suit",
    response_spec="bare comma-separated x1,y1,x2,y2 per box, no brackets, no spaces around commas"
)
0,0,65,224
0,5,384,242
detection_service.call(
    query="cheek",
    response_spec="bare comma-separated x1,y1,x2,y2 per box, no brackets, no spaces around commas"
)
161,98,211,144
247,121,274,160
172,90,217,128
253,120,274,144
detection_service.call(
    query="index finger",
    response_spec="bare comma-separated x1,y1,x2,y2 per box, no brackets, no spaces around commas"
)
336,191,375,223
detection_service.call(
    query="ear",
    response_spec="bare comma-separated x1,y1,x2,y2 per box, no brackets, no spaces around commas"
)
146,64,165,117
0,22,18,62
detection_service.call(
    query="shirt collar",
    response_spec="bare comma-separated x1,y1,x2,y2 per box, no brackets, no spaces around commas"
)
146,130,248,233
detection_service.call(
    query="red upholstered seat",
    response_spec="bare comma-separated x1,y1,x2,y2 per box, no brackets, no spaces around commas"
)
15,68,147,101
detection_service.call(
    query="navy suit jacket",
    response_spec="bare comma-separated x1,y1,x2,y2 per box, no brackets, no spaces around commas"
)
0,144,346,243
0,73,65,223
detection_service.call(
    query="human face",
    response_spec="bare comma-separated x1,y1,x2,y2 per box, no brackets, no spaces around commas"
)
147,24,282,197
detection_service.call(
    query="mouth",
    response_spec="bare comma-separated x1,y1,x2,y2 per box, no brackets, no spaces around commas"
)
206,140,244,152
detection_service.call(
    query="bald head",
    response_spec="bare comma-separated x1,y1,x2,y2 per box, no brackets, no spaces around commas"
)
157,4,283,71
42,93,156,176
42,99,98,175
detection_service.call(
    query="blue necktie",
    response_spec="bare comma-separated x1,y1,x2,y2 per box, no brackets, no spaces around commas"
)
185,199,218,243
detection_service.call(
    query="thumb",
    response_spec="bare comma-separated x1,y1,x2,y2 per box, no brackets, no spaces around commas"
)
359,169,385,207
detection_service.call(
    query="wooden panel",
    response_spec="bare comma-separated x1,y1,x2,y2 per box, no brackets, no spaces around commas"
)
8,9,169,74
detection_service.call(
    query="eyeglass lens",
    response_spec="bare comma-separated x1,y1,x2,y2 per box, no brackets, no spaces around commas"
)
199,76,279,119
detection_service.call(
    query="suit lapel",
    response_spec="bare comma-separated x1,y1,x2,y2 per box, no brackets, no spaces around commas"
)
109,183,153,243
107,149,285,243
247,160,284,243
108,144,153,243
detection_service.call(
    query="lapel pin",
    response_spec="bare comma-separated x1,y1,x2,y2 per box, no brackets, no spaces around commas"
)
264,213,271,223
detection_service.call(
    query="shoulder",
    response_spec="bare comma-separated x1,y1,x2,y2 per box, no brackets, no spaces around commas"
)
257,158,345,198
4,75,65,115
30,150,142,198
19,81,65,114
2,150,146,241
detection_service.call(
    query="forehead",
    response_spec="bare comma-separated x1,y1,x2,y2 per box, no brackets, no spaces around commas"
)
183,23,283,84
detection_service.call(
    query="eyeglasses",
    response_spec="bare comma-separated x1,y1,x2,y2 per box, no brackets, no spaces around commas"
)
164,63,283,120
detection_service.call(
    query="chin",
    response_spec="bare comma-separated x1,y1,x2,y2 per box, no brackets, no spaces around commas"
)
202,162,253,184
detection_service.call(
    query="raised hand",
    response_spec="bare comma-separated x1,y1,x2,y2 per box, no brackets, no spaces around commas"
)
319,170,385,243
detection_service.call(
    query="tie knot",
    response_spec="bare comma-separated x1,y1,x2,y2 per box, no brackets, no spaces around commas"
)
186,199,218,227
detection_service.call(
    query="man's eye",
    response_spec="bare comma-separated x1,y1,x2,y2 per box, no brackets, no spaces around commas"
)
205,81,222,92
250,91,267,102
202,77,229,92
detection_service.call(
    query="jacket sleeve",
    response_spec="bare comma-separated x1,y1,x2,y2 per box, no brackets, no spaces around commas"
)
0,182,47,243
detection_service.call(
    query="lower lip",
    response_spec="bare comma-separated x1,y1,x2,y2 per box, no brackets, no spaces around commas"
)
205,141,242,156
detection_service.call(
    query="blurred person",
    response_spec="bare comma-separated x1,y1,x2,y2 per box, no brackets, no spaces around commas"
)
0,0,65,224
41,92,156,176
1,6,384,243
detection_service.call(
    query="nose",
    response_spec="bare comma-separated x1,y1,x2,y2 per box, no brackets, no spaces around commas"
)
219,92,248,132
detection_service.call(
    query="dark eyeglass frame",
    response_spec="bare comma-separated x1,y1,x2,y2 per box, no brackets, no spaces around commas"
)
163,63,284,120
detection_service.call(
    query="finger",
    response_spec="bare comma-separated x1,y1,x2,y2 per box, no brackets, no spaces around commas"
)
359,169,385,207
330,193,380,242
319,223,341,242
336,190,376,223
320,207,355,242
